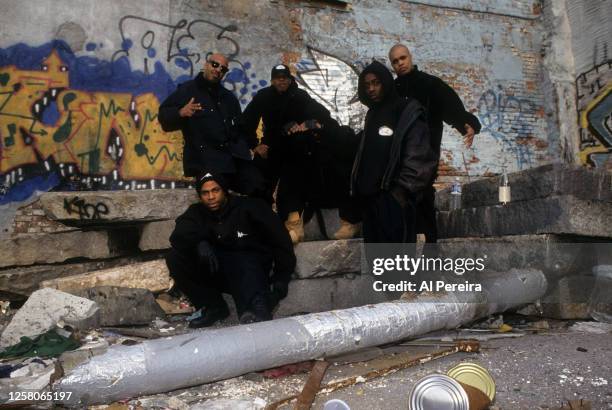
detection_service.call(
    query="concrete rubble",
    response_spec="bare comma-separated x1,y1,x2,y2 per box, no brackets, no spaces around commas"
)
0,231,112,269
72,287,165,326
40,259,173,294
0,288,99,347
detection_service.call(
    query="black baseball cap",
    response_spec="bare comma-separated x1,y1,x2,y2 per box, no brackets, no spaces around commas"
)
271,64,293,79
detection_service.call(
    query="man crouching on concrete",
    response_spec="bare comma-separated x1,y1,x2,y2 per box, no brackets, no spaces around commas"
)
166,171,296,328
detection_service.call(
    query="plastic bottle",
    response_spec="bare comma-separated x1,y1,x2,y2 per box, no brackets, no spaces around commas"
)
450,177,462,211
498,169,511,205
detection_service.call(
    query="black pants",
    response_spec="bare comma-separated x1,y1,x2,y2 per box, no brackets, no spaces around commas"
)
165,248,272,315
275,150,360,223
415,185,437,243
361,191,417,243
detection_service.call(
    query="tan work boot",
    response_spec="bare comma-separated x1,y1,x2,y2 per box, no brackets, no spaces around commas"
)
333,219,360,240
285,211,304,244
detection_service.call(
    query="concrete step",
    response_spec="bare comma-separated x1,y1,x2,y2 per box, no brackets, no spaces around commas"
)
436,163,611,211
437,195,612,238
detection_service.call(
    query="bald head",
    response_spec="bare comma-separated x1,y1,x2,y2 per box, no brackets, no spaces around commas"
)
388,44,413,77
202,53,229,83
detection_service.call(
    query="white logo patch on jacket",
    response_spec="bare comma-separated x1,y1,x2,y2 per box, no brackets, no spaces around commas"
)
237,231,248,238
378,126,394,136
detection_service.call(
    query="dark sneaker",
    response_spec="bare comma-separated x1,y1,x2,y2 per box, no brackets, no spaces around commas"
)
239,311,258,324
188,305,230,328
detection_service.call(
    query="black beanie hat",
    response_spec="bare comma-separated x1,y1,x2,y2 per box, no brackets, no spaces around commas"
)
195,170,229,194
271,64,293,79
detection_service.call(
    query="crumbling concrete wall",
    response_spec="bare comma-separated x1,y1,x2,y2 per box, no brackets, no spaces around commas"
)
0,0,557,210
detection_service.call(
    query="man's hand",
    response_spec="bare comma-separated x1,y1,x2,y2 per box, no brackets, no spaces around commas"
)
197,241,219,274
179,97,202,117
463,123,475,148
288,122,308,135
253,144,269,159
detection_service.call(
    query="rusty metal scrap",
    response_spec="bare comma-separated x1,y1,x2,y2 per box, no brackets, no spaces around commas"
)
266,340,479,409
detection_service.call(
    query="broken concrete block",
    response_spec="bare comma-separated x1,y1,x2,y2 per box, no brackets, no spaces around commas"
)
0,288,99,347
0,231,111,268
276,274,390,317
436,163,611,211
59,339,109,373
39,189,197,225
294,239,363,278
73,287,165,326
0,358,60,399
40,259,173,294
437,195,612,238
139,220,174,251
0,255,165,300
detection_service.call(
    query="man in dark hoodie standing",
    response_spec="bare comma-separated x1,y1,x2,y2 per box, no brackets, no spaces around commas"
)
389,44,481,243
165,170,296,328
158,53,264,196
352,61,437,243
241,64,360,243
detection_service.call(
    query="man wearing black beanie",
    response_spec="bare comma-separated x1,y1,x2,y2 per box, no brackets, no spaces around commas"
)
166,170,296,327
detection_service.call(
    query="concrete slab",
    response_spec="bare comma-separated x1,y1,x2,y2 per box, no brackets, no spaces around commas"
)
276,274,390,317
0,288,99,347
437,195,612,238
0,231,111,268
436,163,611,211
40,259,173,294
294,239,363,278
139,220,174,251
39,189,197,225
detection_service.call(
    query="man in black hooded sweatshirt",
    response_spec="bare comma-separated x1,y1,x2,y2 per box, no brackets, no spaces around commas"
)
389,44,482,243
158,53,265,196
241,64,361,243
351,61,437,243
165,170,296,328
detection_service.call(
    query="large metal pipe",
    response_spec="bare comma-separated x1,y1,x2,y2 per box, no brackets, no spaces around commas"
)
55,269,547,406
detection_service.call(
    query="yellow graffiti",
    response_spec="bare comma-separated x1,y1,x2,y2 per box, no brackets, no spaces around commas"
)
0,49,184,180
579,82,611,166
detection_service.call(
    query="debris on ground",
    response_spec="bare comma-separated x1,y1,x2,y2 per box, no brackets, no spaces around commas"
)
0,288,99,347
72,286,165,326
569,321,612,334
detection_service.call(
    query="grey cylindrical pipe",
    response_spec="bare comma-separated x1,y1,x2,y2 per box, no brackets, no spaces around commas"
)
55,269,546,405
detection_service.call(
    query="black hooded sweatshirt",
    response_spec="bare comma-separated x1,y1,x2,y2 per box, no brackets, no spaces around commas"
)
169,194,296,283
351,61,437,197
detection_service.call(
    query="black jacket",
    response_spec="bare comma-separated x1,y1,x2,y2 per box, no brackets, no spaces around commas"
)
395,66,481,157
240,81,338,159
158,73,252,176
351,61,437,196
169,195,296,282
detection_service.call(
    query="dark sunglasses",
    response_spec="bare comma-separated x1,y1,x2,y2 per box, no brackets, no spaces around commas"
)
209,60,229,74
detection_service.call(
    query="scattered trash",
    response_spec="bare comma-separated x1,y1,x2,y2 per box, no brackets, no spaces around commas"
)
551,399,592,409
323,399,351,410
408,374,490,410
294,360,329,410
569,321,612,334
0,329,80,360
0,301,9,315
447,362,496,402
263,361,314,379
156,294,195,315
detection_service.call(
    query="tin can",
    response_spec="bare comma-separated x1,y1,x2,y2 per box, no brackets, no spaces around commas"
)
408,374,469,410
447,362,496,402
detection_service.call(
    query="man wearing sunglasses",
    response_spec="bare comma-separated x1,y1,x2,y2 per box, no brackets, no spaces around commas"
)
159,53,265,196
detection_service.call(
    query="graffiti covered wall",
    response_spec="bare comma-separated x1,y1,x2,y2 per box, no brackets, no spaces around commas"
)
1,0,554,205
567,0,611,169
